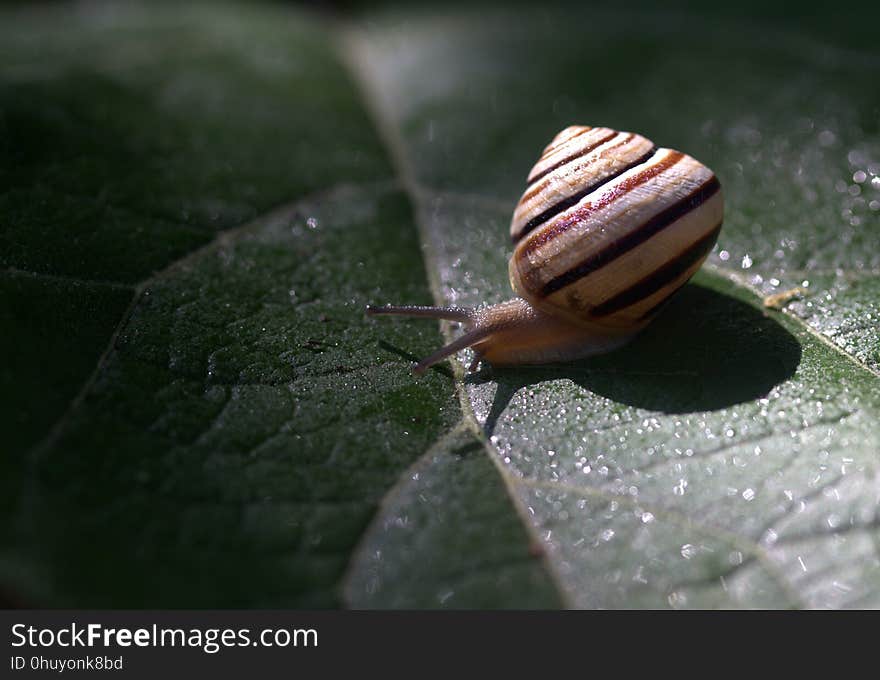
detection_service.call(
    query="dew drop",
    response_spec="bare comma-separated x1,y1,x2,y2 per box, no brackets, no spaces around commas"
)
818,130,836,146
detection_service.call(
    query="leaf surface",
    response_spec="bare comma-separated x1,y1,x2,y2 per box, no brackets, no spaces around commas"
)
347,4,880,608
0,2,552,608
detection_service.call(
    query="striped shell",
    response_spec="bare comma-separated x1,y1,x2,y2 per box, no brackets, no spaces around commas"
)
509,125,723,332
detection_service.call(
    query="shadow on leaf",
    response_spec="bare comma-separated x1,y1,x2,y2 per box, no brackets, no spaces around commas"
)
467,284,802,433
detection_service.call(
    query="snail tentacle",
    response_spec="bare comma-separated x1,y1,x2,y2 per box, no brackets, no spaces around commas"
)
365,304,472,323
411,325,496,375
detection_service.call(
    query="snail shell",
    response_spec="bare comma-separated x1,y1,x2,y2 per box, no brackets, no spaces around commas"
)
510,125,723,331
367,125,723,374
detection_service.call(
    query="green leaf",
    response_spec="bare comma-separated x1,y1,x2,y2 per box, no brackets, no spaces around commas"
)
3,1,879,609
345,5,880,608
0,2,553,608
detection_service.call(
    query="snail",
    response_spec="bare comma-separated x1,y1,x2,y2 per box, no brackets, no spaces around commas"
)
368,125,723,375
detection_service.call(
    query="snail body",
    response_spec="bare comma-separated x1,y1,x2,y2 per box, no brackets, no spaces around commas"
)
368,125,723,374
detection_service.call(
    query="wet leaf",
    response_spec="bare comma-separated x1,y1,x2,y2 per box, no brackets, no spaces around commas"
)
0,2,551,607
347,4,880,608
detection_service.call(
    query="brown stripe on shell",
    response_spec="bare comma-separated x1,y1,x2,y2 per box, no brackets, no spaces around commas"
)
536,173,721,297
539,126,592,159
518,132,636,207
513,145,658,243
518,150,686,260
588,222,722,317
527,130,619,187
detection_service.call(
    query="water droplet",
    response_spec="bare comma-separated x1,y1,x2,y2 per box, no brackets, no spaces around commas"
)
633,565,648,584
667,591,687,608
818,130,836,146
